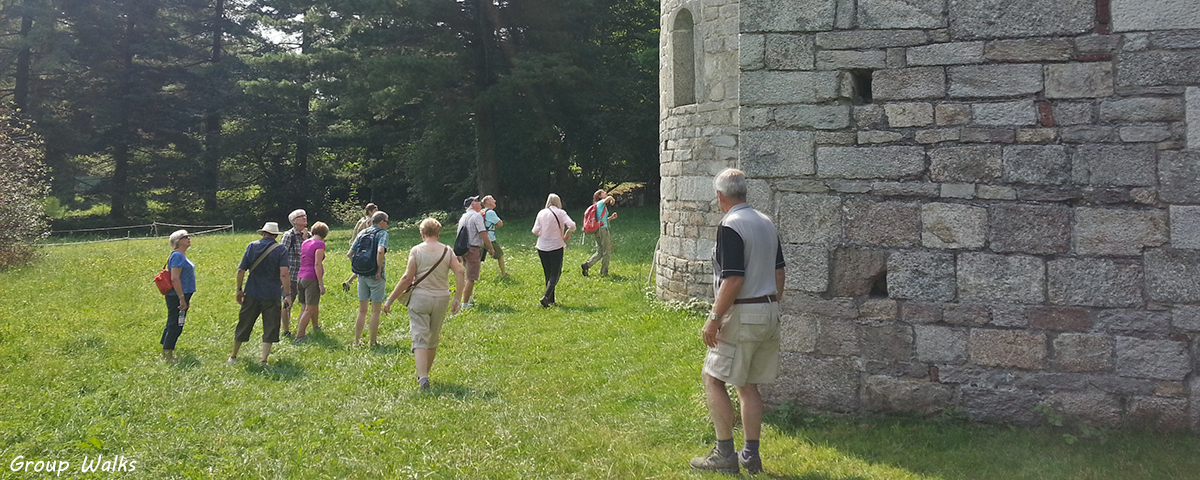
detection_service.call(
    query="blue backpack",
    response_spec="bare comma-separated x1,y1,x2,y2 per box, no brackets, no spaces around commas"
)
350,227,381,275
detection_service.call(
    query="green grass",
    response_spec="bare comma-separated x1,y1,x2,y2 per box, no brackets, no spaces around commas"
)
1,206,1198,479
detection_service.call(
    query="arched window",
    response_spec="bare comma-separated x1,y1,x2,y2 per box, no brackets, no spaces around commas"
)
671,9,696,107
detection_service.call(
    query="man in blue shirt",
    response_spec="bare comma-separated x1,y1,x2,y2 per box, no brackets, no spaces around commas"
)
230,222,292,366
481,195,508,277
352,211,390,346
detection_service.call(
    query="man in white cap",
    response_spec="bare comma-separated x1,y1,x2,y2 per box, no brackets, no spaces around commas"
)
230,221,292,366
457,195,494,310
279,209,311,336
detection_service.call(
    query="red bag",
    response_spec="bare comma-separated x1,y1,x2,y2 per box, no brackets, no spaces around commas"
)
153,262,173,295
582,204,600,233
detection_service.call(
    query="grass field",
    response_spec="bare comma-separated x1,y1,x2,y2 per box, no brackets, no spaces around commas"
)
1,206,1198,479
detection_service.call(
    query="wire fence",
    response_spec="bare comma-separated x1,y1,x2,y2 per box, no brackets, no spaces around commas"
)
39,221,235,247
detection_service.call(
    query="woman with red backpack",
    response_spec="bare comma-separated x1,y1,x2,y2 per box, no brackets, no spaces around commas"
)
581,189,618,277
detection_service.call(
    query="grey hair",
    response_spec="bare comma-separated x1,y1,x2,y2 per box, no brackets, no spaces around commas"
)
714,168,748,201
544,193,563,209
288,209,306,224
168,230,190,250
372,211,389,224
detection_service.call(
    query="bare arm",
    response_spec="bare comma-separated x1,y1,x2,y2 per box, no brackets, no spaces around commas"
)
315,248,326,294
171,266,188,310
775,268,785,304
374,247,386,281
479,230,494,254
702,276,744,348
236,270,246,305
383,259,419,313
449,253,465,313
279,267,293,309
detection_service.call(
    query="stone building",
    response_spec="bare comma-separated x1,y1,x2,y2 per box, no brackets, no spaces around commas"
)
658,0,1200,430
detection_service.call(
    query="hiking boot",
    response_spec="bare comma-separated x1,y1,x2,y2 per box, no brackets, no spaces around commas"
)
291,336,308,344
689,447,738,474
418,377,431,391
581,262,589,277
739,450,763,474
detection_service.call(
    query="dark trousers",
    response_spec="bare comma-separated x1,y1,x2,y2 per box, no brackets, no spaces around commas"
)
538,248,564,303
161,292,193,350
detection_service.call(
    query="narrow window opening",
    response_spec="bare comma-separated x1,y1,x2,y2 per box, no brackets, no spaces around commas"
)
869,270,888,298
849,69,873,105
671,9,696,107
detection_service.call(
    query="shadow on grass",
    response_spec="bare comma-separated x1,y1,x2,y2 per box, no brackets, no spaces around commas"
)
404,381,499,401
248,358,306,381
548,304,603,313
170,352,203,369
475,304,517,314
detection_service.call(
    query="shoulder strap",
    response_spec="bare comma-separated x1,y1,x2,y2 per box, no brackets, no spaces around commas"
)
551,207,562,230
247,243,280,276
411,246,449,288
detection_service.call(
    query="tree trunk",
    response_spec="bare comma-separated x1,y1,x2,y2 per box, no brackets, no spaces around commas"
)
201,0,224,214
13,0,34,112
110,12,137,219
471,0,500,197
293,22,311,208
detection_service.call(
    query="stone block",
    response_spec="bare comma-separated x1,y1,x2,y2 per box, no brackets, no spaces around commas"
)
1172,305,1200,331
1059,125,1118,143
857,130,904,144
969,329,1047,370
855,104,888,129
916,128,961,144
1094,309,1171,337
816,146,927,179
864,376,955,415
814,132,858,145
907,41,985,66
1119,124,1172,143
943,303,989,326
935,103,972,125
740,107,772,129
1158,151,1200,203
1022,306,1089,331
859,298,898,320
972,100,1037,126
740,130,816,178
921,203,987,249
764,34,815,70
929,145,1001,183
815,317,859,356
1170,205,1200,249
1045,391,1123,427
777,194,842,246
948,64,1043,98
1098,96,1185,123
859,323,914,361
1073,207,1168,256
873,67,947,100
814,29,929,49
1047,258,1144,308
740,34,766,70
957,253,1045,303
904,302,943,324
771,354,860,412
885,102,934,128
989,204,1070,254
741,0,836,32
858,0,946,28
1053,334,1114,372
948,0,1093,40
1150,31,1200,49
1111,0,1200,32
1002,145,1070,185
829,247,886,297
888,251,956,301
844,199,921,248
1115,337,1192,381
780,313,817,353
940,183,975,198
783,244,830,293
835,0,856,29
871,181,941,197
1117,51,1200,87
983,38,1073,62
1052,102,1094,125
977,185,1017,200
1044,63,1114,99
1128,396,1191,431
961,387,1043,425
1189,87,1200,149
816,50,887,70
774,105,851,130
1145,248,1200,302
915,325,967,363
785,292,859,319
1071,144,1157,187
741,71,839,105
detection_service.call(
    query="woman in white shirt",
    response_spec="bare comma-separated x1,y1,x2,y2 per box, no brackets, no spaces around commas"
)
531,193,576,308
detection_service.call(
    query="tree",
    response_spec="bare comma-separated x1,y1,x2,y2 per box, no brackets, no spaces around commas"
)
0,107,48,267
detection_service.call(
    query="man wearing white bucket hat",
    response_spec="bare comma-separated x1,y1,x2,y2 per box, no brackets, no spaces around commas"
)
230,221,293,366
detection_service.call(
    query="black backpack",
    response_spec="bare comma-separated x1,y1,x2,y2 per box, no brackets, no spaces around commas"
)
350,227,381,275
452,225,471,256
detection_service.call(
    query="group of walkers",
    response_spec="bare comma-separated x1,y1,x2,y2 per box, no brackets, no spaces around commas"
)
156,191,619,389
154,170,785,474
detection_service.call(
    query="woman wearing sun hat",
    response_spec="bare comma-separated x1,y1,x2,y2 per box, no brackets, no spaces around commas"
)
161,229,196,362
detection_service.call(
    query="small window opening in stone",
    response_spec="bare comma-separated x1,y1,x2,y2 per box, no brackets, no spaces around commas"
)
671,9,696,107
869,270,888,298
849,69,873,105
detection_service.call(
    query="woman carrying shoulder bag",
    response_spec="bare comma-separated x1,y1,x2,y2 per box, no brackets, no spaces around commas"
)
384,218,465,391
531,193,576,308
161,230,196,362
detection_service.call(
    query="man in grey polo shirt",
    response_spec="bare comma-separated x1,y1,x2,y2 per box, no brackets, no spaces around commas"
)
690,168,785,475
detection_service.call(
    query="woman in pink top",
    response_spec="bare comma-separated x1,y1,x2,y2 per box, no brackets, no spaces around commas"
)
294,221,329,342
531,193,576,308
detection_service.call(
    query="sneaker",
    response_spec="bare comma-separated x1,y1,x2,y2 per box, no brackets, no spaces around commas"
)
581,262,589,277
282,331,293,338
739,450,763,475
226,357,238,365
292,336,308,344
313,325,321,332
418,377,430,391
689,447,738,474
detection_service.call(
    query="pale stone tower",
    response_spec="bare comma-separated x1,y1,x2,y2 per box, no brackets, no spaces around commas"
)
659,0,1200,430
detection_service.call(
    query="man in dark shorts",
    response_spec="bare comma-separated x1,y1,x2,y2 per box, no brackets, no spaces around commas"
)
230,222,292,366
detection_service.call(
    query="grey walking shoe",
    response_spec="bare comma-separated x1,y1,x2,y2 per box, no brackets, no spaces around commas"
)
418,377,430,391
739,450,763,474
689,447,738,474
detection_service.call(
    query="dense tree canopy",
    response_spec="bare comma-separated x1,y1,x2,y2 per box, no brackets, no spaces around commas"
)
0,0,659,224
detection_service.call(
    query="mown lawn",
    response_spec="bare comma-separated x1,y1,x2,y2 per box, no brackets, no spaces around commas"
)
1,206,1198,479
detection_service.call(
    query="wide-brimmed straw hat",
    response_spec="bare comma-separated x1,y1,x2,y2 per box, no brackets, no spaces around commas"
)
257,222,285,235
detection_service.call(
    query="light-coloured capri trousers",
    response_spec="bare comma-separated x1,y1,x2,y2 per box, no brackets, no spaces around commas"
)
408,291,450,350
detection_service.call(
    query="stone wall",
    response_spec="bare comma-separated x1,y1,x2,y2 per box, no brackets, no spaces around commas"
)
659,0,1200,430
